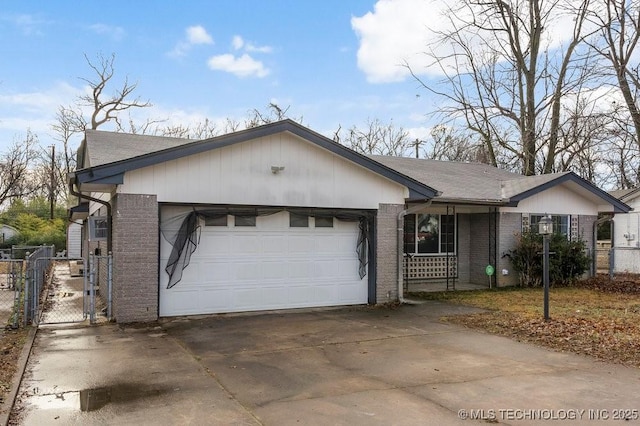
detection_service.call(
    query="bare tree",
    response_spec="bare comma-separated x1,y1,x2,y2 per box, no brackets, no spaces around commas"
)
0,131,38,207
78,53,151,132
336,119,411,156
51,53,152,200
412,0,596,176
426,125,492,163
589,0,640,151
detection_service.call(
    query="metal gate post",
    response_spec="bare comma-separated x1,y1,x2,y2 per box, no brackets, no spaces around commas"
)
82,258,88,320
107,252,113,321
89,254,96,324
23,253,31,326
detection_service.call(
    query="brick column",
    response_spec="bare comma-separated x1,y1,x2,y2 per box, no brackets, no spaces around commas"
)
375,204,405,304
112,194,159,323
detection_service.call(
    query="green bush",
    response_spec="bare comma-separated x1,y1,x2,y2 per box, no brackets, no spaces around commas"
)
0,197,67,251
504,231,590,287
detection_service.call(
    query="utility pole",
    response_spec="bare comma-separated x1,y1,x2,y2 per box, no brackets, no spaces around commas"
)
50,144,55,220
412,138,423,158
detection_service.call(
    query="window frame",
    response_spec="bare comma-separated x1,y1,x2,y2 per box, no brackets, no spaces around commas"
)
204,215,228,227
314,216,334,228
289,213,309,228
404,213,457,255
88,216,108,241
529,214,570,238
234,215,256,227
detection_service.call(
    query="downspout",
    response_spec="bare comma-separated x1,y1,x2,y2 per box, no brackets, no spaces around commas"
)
398,200,433,304
68,175,113,254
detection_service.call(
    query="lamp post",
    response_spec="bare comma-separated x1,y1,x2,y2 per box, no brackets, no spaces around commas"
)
538,215,553,320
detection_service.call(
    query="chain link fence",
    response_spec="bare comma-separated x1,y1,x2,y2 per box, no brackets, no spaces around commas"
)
1,247,113,328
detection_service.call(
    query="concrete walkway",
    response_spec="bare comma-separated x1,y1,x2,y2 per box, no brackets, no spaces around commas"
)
9,300,640,425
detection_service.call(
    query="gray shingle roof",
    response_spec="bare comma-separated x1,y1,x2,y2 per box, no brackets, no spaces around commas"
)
370,156,526,202
84,130,195,167
78,122,628,212
609,188,639,201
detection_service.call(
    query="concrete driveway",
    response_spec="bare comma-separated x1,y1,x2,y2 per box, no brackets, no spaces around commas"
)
10,302,640,425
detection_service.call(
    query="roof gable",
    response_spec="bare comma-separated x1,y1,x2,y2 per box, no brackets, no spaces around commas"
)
73,120,439,200
370,156,630,212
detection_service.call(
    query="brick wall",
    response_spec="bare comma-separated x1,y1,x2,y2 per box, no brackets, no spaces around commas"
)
375,204,404,303
497,212,521,286
112,194,159,323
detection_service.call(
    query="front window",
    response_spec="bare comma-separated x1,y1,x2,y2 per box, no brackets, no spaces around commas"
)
404,214,456,254
529,214,569,237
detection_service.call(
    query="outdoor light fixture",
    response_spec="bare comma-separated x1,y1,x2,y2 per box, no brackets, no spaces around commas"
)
538,215,553,236
271,165,285,174
539,214,553,321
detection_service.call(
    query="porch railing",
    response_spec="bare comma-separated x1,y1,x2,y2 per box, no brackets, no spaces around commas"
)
403,255,458,280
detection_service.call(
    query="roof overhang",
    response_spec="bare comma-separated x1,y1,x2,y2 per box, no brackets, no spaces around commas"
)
68,202,89,221
73,120,439,200
508,173,631,213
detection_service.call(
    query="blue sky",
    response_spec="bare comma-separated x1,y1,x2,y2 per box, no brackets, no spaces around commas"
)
0,0,449,153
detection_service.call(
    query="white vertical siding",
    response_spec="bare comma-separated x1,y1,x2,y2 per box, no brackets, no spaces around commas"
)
501,185,598,216
67,222,82,258
118,132,408,208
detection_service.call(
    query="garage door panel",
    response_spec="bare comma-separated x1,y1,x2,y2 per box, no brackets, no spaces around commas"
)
262,261,288,279
260,235,287,254
232,235,261,253
198,235,232,254
288,261,313,279
160,210,368,316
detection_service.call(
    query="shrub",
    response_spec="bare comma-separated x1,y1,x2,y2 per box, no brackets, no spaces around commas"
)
504,231,590,287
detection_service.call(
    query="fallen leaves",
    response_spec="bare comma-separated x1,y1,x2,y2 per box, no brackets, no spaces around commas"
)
417,274,640,368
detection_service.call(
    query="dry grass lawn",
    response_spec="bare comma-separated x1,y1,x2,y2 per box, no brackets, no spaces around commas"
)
411,275,640,367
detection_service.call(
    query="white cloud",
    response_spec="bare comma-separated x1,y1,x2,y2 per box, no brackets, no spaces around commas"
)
0,82,83,149
351,0,437,83
231,35,272,53
2,13,46,36
168,25,214,57
232,35,244,50
186,25,213,45
352,0,597,83
88,23,126,41
207,53,270,78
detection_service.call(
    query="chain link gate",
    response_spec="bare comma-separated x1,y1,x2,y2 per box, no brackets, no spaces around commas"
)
37,254,113,325
0,258,24,329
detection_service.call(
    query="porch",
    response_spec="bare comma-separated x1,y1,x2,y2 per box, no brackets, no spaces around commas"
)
402,254,493,292
401,205,501,293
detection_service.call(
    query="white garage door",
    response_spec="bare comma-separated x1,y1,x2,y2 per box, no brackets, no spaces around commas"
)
159,207,367,316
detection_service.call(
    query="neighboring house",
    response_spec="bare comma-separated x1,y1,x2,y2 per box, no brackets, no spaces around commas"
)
608,188,640,273
68,120,629,323
1,224,19,243
66,214,86,259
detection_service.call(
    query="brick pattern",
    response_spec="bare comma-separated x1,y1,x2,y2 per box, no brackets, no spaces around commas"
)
404,256,457,279
112,194,159,323
571,216,579,241
375,204,404,303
